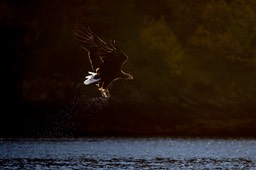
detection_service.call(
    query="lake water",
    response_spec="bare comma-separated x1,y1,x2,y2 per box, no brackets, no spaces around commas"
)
0,138,256,169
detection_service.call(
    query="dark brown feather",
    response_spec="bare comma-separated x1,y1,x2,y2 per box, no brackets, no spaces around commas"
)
75,26,132,92
75,27,128,74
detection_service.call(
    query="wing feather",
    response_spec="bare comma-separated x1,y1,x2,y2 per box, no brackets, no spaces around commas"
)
75,26,128,74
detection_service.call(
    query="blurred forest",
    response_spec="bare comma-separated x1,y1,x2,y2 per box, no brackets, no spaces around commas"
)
1,0,256,137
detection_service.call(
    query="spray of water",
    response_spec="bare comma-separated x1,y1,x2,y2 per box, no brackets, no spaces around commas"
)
82,96,110,114
69,94,110,116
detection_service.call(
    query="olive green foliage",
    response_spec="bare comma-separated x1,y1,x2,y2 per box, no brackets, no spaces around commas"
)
1,0,256,137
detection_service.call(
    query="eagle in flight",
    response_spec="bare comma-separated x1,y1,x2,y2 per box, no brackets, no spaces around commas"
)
75,27,133,97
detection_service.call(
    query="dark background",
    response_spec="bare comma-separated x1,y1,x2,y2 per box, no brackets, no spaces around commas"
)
1,0,256,138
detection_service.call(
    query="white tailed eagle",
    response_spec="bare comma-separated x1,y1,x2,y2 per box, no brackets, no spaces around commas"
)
75,27,133,97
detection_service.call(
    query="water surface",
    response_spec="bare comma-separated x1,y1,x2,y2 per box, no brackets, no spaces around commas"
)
0,138,255,169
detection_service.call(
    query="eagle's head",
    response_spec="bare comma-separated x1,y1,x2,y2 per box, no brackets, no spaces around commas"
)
121,71,133,80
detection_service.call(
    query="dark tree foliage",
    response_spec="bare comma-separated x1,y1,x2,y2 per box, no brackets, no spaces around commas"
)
1,0,256,138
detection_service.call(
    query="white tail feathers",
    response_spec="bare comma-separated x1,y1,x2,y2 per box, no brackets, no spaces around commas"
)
84,71,101,85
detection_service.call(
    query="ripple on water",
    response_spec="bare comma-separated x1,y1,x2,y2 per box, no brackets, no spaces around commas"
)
1,138,256,169
0,157,255,169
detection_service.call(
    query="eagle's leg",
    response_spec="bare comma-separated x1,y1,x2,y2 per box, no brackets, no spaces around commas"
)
97,82,110,98
97,81,103,89
99,88,110,98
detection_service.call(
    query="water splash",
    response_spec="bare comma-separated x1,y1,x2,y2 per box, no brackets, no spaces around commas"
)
83,96,109,113
70,94,110,116
34,95,109,137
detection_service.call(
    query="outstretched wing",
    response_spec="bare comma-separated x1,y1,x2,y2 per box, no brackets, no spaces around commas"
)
75,27,128,73
99,39,128,75
75,26,109,71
